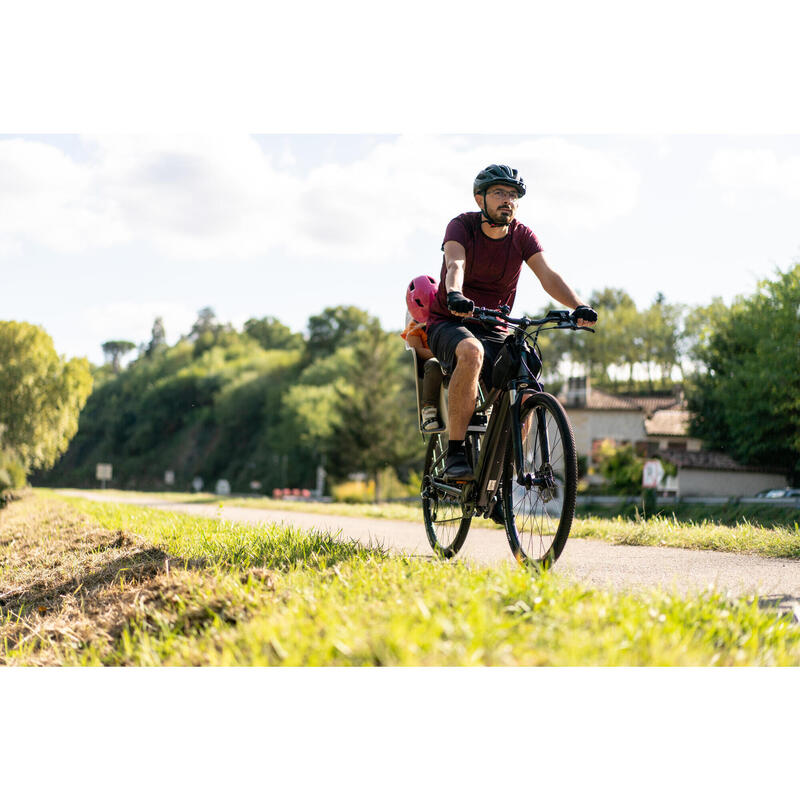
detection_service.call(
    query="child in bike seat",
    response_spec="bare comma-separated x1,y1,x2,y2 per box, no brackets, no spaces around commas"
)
402,275,445,433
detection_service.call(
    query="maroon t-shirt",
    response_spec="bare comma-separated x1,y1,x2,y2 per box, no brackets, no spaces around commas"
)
428,212,543,326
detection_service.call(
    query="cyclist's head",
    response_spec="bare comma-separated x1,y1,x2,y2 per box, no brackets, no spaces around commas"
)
473,164,525,227
473,164,526,199
406,275,439,323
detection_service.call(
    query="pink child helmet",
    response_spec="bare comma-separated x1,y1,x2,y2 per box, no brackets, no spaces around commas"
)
406,275,439,323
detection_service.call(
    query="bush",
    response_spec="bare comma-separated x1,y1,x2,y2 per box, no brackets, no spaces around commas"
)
332,480,375,504
593,439,643,494
0,449,26,492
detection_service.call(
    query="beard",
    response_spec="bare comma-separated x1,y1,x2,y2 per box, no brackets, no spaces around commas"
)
487,206,513,225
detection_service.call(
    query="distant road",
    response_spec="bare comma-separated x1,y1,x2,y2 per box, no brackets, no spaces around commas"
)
59,490,800,610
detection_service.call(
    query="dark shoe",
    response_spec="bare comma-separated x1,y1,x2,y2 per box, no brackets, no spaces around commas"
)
444,451,474,481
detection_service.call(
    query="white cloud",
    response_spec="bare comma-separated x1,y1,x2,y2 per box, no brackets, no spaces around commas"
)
708,148,800,205
0,138,126,251
0,135,641,263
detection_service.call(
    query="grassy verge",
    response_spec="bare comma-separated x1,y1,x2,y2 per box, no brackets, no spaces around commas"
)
580,499,800,529
3,493,800,666
56,488,800,559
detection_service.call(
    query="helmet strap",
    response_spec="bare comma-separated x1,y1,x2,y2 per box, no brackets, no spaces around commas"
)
480,190,508,229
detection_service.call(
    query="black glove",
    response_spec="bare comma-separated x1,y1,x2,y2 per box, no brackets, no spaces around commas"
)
571,305,597,323
447,291,474,315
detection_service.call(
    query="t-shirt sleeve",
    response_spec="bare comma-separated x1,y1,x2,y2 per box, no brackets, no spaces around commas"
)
441,216,469,251
516,224,543,261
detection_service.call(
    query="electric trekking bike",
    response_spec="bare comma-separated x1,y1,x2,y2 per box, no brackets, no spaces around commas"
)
419,306,593,568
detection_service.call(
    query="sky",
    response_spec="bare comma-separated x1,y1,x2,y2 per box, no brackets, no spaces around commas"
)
1,0,799,373
1,132,799,365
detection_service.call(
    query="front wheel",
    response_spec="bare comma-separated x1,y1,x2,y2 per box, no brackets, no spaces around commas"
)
421,431,471,558
502,393,577,569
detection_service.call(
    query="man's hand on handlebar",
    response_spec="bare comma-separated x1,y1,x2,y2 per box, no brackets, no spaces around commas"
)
571,305,598,327
447,291,475,317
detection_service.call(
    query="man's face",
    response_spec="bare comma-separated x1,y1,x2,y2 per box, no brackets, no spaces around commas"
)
476,184,520,225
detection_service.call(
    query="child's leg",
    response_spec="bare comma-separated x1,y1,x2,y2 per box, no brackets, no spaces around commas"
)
422,358,443,408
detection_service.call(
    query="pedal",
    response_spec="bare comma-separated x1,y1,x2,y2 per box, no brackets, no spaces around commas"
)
467,412,488,433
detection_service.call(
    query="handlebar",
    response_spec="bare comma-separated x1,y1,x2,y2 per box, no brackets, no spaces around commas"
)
471,306,594,332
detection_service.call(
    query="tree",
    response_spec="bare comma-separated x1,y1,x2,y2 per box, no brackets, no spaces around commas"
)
551,288,642,387
189,307,235,356
687,264,800,481
145,317,167,358
306,306,375,361
679,297,729,375
0,321,93,477
639,293,683,390
101,340,136,372
244,316,304,351
190,307,219,339
326,322,419,500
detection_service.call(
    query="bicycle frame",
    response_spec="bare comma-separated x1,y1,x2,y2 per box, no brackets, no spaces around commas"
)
427,338,542,518
425,306,591,520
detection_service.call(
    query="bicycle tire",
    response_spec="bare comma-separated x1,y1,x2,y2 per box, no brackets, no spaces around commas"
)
502,392,577,568
421,431,471,558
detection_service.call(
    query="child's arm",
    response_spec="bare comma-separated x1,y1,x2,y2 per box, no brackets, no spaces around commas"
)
406,333,434,361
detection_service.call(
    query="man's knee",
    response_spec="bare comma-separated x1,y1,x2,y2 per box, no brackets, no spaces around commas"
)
455,338,484,372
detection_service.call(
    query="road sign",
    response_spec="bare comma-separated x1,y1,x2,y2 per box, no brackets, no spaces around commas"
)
642,460,665,488
96,463,112,480
96,463,112,489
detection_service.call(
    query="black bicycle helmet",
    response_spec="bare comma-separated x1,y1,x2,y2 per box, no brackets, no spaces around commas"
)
473,164,526,198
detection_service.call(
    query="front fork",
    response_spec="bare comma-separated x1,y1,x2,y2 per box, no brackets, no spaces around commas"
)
510,392,553,492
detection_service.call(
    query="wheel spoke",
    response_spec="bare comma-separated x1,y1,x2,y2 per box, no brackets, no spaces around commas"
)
422,431,471,558
503,395,577,567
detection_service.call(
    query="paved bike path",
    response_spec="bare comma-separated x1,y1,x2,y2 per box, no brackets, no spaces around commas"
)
59,490,800,609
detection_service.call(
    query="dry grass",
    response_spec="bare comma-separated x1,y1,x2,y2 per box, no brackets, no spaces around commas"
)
0,493,219,664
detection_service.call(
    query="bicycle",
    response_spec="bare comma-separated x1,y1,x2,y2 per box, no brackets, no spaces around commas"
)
420,306,593,568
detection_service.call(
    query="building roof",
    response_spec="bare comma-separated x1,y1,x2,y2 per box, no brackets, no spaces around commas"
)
659,449,783,474
560,386,681,415
644,409,692,437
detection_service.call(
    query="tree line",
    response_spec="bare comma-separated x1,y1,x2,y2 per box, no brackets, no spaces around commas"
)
34,306,421,497
8,262,799,495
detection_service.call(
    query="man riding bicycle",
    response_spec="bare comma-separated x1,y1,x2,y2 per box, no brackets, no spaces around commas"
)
427,164,598,480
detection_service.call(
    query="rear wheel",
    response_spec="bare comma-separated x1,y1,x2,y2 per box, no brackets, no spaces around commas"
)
421,431,471,558
502,393,577,568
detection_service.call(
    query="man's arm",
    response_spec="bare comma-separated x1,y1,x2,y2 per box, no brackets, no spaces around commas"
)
443,240,467,293
526,252,596,326
443,240,473,317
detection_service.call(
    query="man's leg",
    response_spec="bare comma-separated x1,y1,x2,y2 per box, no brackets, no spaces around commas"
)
447,338,483,441
443,338,484,479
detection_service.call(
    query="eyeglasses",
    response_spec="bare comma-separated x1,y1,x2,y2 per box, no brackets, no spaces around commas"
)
487,188,520,202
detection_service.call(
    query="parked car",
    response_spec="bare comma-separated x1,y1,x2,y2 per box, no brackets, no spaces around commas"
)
755,488,800,498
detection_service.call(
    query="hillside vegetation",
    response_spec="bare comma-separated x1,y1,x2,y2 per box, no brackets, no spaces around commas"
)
37,307,421,496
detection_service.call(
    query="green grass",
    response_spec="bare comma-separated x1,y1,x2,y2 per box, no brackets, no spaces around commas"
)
580,498,800,529
571,515,800,559
3,493,800,666
56,488,800,559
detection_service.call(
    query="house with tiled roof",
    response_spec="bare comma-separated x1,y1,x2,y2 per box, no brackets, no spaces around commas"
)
559,376,787,497
558,376,701,464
